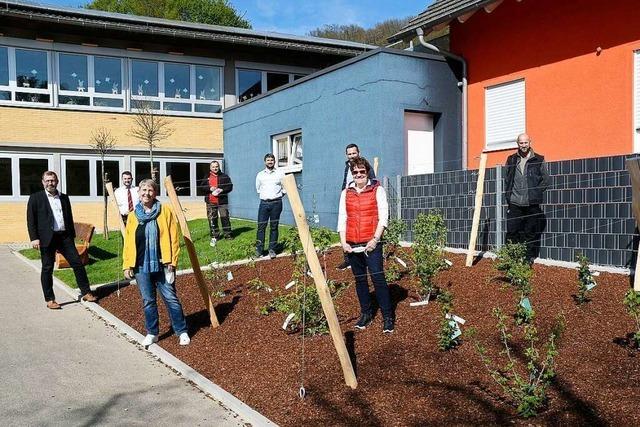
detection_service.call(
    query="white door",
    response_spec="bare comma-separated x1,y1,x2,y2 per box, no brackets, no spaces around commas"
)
404,112,434,175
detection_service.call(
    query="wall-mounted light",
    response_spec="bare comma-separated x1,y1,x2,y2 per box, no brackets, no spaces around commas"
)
127,47,143,52
36,37,54,43
82,43,99,47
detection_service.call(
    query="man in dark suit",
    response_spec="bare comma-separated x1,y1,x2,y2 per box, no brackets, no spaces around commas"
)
27,171,98,309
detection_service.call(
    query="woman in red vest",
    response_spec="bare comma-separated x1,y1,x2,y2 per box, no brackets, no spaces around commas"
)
338,157,394,333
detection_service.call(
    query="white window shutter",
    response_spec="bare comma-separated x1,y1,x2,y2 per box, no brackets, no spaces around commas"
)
485,79,525,150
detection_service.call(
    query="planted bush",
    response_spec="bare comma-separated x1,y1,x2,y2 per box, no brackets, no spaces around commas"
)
576,253,596,305
623,289,640,347
470,308,565,418
239,240,271,311
496,243,534,325
436,290,460,351
412,211,447,299
495,242,528,274
383,218,407,283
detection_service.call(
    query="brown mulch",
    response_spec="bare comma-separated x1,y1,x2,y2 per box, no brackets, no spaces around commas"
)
98,249,640,426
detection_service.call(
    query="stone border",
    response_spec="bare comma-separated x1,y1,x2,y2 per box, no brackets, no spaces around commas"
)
12,250,277,427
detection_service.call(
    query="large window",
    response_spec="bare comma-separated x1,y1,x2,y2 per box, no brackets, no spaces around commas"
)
272,130,303,172
57,53,124,109
15,48,50,104
237,69,303,102
0,43,222,116
0,158,12,195
485,79,525,151
133,157,219,197
19,157,52,195
131,59,223,114
635,51,640,153
61,156,124,198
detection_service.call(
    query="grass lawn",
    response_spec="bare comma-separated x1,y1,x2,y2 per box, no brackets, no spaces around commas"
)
19,218,332,288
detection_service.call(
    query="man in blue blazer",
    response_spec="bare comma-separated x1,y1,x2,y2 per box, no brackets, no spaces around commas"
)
27,171,97,309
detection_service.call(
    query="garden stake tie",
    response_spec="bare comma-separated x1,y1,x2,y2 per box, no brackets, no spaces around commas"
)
299,266,307,399
282,173,358,389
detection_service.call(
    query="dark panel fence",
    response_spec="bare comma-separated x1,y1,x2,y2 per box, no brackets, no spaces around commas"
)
385,154,637,268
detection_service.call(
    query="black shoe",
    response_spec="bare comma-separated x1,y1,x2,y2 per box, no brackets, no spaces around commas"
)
336,260,351,270
224,234,233,240
354,312,373,330
383,317,395,334
255,249,263,258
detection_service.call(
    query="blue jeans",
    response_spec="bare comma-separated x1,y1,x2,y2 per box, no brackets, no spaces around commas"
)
135,270,188,336
348,243,393,319
256,198,282,252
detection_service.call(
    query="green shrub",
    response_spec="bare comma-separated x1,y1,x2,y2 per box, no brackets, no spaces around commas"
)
623,289,640,347
495,242,527,273
412,211,447,299
470,308,565,418
384,219,407,283
436,290,460,351
496,243,534,325
576,253,596,305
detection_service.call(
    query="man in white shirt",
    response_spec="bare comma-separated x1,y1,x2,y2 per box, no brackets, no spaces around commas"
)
255,153,286,259
27,171,97,309
114,171,139,224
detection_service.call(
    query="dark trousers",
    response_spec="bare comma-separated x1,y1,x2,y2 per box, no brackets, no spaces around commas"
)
348,243,393,319
121,214,128,225
256,199,282,252
506,203,543,260
206,203,231,237
39,231,91,301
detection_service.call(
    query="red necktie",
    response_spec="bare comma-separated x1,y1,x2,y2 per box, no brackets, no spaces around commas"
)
127,189,133,212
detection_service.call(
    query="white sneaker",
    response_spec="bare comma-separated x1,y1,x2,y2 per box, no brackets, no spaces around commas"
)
179,332,190,346
142,334,158,347
209,237,217,247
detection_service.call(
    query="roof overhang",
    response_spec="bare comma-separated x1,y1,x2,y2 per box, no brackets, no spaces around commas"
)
388,0,507,43
0,0,375,56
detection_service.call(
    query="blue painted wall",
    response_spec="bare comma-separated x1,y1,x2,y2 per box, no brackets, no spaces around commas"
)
223,48,461,229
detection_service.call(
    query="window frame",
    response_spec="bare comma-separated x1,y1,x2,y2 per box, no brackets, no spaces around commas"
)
131,156,216,199
0,46,53,106
484,78,526,152
0,37,224,117
272,129,303,173
0,153,54,200
235,62,312,102
60,154,125,201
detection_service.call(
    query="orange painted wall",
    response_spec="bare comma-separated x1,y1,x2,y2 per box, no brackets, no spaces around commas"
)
450,0,640,168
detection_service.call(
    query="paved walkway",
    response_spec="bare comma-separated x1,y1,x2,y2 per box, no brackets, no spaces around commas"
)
0,245,244,426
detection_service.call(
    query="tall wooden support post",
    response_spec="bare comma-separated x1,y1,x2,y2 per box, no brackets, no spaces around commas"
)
373,156,379,176
625,157,640,291
105,182,125,238
165,176,220,328
466,153,488,267
282,174,358,389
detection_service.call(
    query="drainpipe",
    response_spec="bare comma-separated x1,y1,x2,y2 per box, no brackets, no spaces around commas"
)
416,27,468,170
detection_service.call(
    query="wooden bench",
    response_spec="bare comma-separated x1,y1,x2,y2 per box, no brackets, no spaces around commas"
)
55,222,95,269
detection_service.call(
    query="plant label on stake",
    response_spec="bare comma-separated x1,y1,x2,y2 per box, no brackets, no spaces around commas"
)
591,270,601,277
395,257,407,268
586,280,597,291
446,313,466,325
282,312,296,330
449,320,462,339
520,297,532,312
285,280,296,290
227,271,233,281
444,259,453,267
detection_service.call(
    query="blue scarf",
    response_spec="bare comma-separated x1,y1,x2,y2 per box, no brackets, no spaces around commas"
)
135,201,162,273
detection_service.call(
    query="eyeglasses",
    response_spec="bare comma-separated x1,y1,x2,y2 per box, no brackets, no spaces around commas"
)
352,169,367,176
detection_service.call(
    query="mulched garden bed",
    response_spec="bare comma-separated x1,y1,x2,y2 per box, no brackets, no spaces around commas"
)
98,249,640,426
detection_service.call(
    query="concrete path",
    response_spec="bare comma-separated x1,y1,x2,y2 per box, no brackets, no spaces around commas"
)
0,246,244,426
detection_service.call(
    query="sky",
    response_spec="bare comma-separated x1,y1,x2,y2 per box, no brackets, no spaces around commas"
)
41,0,435,36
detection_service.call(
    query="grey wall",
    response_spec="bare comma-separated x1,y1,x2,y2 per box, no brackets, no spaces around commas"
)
223,49,461,228
398,154,636,268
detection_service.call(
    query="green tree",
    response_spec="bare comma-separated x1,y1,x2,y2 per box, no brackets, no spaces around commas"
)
85,0,251,28
308,17,411,47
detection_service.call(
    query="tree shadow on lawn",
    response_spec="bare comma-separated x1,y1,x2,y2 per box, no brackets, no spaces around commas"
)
87,246,118,263
229,226,253,238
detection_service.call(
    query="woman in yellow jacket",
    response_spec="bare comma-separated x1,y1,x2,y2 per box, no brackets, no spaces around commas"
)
123,179,190,347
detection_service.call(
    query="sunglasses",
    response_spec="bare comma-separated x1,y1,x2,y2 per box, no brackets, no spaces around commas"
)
352,169,367,176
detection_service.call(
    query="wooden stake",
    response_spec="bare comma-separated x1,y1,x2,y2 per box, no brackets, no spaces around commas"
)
282,174,358,389
625,157,640,291
466,152,488,267
105,182,126,238
373,156,379,176
164,176,220,328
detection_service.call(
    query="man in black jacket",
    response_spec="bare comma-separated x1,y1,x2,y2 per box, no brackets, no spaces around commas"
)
200,160,233,245
27,171,97,309
504,134,551,263
337,144,377,270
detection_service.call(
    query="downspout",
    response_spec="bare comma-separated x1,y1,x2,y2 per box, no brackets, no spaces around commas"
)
416,27,468,170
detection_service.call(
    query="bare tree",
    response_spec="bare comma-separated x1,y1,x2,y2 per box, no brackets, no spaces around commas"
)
129,100,173,182
90,127,117,239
